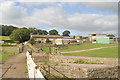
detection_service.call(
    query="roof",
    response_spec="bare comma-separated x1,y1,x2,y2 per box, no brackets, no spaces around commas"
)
89,34,107,35
31,35,64,38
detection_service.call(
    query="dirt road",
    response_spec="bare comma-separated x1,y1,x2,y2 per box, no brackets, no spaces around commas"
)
61,46,117,54
1,53,27,79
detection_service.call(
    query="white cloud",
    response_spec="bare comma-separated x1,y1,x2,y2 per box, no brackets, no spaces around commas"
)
0,1,118,36
80,2,118,11
0,1,28,27
8,0,119,2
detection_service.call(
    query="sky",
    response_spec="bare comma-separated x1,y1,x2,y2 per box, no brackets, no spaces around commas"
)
0,0,119,36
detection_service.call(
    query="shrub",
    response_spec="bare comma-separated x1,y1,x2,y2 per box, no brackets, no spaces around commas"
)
28,38,36,45
46,38,51,43
38,41,41,43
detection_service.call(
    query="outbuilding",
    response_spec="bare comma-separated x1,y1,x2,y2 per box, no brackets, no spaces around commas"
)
96,37,114,44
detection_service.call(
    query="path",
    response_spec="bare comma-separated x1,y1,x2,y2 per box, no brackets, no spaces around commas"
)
61,46,117,54
1,53,27,79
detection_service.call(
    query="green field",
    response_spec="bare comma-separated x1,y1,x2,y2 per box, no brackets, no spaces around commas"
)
59,43,118,52
0,44,19,62
63,47,118,58
0,36,11,40
0,36,19,43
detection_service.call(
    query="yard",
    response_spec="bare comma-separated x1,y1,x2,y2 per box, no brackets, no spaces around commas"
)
63,47,118,58
59,43,118,52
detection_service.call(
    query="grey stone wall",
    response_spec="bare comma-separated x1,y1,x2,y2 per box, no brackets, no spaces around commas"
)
49,55,118,65
38,63,118,78
34,55,119,78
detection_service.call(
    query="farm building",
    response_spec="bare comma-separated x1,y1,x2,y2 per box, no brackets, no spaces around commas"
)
88,34,114,44
31,35,81,45
31,35,64,44
96,37,114,44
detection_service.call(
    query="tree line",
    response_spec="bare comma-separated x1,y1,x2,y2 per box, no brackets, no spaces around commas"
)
0,25,71,43
1,25,70,36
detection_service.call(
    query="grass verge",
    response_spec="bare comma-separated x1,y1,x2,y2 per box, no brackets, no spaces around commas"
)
0,45,19,62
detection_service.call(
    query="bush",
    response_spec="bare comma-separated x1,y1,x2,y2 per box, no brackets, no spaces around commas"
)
46,38,51,43
37,41,41,43
28,38,36,45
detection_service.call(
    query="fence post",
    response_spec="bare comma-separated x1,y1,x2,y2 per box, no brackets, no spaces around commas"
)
48,65,50,77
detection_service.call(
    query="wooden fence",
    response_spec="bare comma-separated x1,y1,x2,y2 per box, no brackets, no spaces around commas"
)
26,51,46,80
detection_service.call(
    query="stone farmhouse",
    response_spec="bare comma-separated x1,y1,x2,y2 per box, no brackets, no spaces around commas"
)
31,35,81,45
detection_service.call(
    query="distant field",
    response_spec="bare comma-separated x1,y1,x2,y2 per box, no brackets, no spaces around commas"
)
0,36,19,43
63,47,118,58
0,36,11,40
59,43,118,52
0,44,19,62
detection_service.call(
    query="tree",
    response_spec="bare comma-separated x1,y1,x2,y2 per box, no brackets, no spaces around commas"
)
28,38,36,45
41,30,48,35
49,29,58,35
107,34,115,38
1,25,18,36
32,30,38,34
28,27,36,33
46,38,51,43
10,29,30,43
29,29,48,35
62,30,70,36
73,36,75,39
82,37,88,39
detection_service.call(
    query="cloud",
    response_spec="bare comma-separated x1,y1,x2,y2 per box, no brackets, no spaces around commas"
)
0,1,118,36
79,2,118,12
0,1,28,27
7,0,119,2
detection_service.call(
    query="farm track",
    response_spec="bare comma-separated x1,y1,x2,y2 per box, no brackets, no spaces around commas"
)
1,53,27,79
61,46,117,54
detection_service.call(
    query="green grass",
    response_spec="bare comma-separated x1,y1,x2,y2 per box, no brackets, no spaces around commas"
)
63,47,118,58
59,43,118,52
0,36,19,43
0,45,19,62
42,47,51,53
0,36,11,40
74,60,103,64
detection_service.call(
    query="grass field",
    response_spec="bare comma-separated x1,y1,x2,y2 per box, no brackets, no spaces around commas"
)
59,43,118,52
63,47,118,58
0,36,11,40
0,44,19,62
0,36,19,43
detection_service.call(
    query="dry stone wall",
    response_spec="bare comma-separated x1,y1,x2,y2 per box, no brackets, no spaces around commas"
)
38,63,119,78
34,55,119,78
49,55,118,65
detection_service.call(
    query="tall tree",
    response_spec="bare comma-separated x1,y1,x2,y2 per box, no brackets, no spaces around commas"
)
1,25,18,36
28,27,36,33
10,29,30,43
41,30,48,35
49,29,58,35
62,30,70,36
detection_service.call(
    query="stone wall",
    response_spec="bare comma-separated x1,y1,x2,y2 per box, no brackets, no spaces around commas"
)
38,63,119,78
34,55,119,78
49,55,118,65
